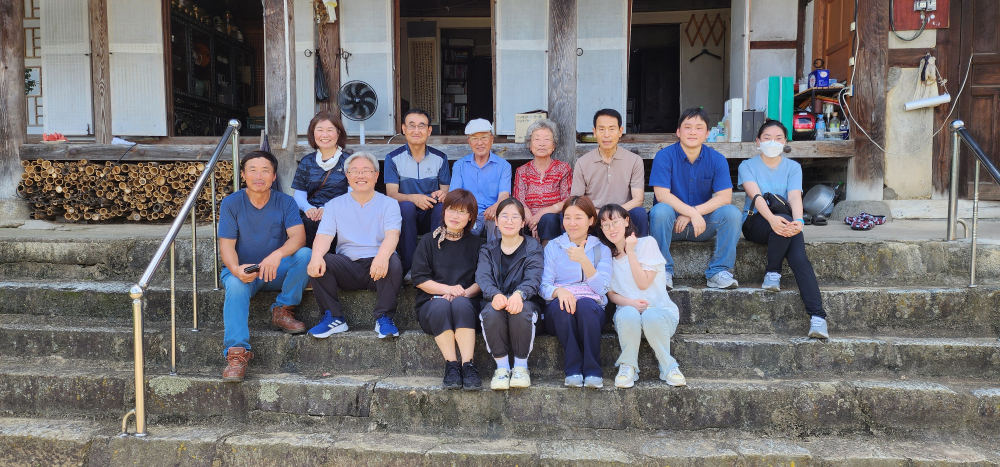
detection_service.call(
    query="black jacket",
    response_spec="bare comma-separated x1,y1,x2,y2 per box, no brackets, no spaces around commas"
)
476,235,543,301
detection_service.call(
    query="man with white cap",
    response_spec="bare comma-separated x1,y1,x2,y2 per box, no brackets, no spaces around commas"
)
449,118,512,241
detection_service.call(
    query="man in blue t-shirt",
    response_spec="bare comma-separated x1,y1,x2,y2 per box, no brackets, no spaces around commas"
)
449,118,511,241
218,151,312,383
384,108,451,275
648,108,741,290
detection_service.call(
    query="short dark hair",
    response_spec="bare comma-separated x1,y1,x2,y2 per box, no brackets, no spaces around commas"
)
561,195,598,229
441,189,479,235
495,197,526,220
307,111,348,150
678,107,711,128
240,150,278,173
402,108,431,126
757,119,789,140
593,108,623,128
595,204,638,257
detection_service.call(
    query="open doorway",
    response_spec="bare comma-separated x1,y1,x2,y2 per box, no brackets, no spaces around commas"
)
439,28,493,135
628,25,681,134
168,0,263,136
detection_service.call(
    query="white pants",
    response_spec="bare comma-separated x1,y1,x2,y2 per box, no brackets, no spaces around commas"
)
613,305,679,380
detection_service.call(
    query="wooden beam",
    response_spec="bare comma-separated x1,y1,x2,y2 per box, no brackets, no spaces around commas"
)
888,47,936,68
749,40,799,50
263,0,297,193
317,6,341,114
162,0,174,136
548,0,577,165
393,0,401,133
812,0,828,69
0,0,30,225
89,0,112,144
848,0,888,200
932,0,962,198
796,0,807,80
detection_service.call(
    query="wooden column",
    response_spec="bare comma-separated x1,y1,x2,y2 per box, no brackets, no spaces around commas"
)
89,0,112,144
263,0,297,193
0,0,30,225
548,0,577,165
847,0,888,200
317,17,341,114
931,0,963,199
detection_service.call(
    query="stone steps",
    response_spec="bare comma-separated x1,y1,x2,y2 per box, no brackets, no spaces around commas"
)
3,316,1000,381
4,417,998,467
1,361,998,439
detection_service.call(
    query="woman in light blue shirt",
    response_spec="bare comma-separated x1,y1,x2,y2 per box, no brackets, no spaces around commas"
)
540,196,613,388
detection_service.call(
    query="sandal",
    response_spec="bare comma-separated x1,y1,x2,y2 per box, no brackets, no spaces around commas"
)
812,214,827,226
850,218,874,230
802,213,813,225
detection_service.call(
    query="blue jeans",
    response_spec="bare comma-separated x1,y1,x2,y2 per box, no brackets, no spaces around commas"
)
220,247,312,356
470,211,500,242
649,203,740,279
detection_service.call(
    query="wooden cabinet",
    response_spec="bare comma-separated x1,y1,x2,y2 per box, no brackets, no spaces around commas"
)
441,45,473,135
170,8,254,136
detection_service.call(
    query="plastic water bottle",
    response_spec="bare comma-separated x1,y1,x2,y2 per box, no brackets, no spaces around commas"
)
841,118,850,140
717,122,726,141
815,119,826,141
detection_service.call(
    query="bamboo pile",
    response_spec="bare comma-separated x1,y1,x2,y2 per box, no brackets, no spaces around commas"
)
17,159,236,222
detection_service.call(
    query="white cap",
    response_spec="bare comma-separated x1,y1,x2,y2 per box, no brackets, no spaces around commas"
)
464,118,493,135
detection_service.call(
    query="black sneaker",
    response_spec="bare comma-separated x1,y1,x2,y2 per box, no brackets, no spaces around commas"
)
443,361,462,390
462,362,482,391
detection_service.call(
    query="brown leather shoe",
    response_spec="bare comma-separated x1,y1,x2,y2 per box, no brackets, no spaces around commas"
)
271,304,306,334
222,347,253,383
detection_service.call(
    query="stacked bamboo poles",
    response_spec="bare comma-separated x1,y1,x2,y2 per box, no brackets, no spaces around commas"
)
17,159,235,222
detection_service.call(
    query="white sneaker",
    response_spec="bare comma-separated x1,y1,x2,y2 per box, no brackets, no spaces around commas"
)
707,270,739,289
665,367,687,387
808,316,830,339
490,368,511,390
665,272,674,290
615,364,638,388
509,367,531,388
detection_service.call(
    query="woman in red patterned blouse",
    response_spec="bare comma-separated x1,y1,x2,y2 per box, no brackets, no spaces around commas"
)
513,119,573,245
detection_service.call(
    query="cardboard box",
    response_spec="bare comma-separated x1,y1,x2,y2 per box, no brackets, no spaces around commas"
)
453,94,468,104
514,111,547,143
809,69,830,88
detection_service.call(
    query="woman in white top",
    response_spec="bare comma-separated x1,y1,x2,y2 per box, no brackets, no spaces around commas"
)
596,204,686,388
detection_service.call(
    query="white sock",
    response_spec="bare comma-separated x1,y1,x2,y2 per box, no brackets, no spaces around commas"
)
495,357,510,371
513,357,528,370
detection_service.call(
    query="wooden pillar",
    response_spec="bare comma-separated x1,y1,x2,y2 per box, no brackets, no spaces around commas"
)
263,0,297,193
548,0,577,165
317,18,341,114
847,0,888,200
89,0,112,144
0,0,30,226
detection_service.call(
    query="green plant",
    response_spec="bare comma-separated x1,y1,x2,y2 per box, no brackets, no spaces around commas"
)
24,68,36,95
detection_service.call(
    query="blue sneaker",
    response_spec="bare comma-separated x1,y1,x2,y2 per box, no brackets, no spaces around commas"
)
309,310,348,338
375,315,399,338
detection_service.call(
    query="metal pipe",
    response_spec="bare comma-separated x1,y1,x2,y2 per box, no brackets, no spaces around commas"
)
970,161,980,288
191,207,199,331
955,219,969,239
947,120,964,241
211,167,219,290
120,409,136,436
129,286,146,436
170,243,176,375
232,123,240,193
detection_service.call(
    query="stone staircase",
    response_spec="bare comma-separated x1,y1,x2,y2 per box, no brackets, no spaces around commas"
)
1,222,999,466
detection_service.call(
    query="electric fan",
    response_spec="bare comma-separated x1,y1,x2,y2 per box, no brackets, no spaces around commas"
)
338,80,378,144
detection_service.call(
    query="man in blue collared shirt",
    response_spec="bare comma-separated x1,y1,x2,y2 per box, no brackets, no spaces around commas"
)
449,119,512,242
648,108,741,290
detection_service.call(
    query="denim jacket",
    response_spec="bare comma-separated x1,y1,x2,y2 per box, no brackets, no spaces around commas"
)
540,233,613,305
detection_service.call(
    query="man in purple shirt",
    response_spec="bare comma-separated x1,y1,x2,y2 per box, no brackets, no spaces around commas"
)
648,108,741,290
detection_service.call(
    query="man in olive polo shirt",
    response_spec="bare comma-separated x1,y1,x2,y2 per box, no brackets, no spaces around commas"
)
571,108,648,236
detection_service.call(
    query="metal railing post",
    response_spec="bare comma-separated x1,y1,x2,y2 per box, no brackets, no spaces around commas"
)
124,286,146,436
970,160,980,287
170,243,176,375
232,121,240,194
211,166,219,291
191,207,199,332
947,120,964,241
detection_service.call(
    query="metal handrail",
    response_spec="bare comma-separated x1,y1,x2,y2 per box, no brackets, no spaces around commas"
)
121,119,241,436
946,119,1000,288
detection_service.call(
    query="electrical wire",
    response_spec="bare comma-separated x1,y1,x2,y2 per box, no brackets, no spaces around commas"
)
890,0,928,42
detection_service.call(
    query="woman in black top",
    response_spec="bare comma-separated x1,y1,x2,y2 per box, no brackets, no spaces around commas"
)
476,198,543,390
291,111,350,247
411,189,486,390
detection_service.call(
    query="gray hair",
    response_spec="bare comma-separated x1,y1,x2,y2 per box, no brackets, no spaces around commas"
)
344,151,379,171
523,118,560,151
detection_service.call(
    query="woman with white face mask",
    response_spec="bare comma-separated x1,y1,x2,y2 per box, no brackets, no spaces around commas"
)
737,121,829,339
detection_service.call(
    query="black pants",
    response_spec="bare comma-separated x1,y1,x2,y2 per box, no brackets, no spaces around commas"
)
480,301,539,360
417,296,479,336
309,253,402,320
744,213,826,318
300,212,320,248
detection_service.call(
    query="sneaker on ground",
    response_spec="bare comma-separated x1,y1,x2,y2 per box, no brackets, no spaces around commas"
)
462,362,482,390
403,271,412,283
564,374,584,387
375,315,400,338
615,364,638,388
443,361,462,389
808,316,830,339
509,367,531,388
707,270,739,289
309,310,348,338
761,272,781,292
491,368,511,390
584,376,604,389
665,272,674,290
665,366,687,387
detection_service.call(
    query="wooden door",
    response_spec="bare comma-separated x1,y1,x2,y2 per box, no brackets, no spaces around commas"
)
576,0,628,133
41,0,93,135
494,0,549,136
959,0,1000,199
108,0,167,136
812,0,854,84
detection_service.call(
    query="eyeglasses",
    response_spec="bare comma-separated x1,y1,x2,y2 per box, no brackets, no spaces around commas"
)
760,136,787,143
346,168,376,176
446,208,469,216
498,213,523,222
405,123,429,131
600,218,624,230
469,136,491,144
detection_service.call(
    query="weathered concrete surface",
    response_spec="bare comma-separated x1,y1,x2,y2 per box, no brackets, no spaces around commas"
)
87,426,227,467
0,418,100,467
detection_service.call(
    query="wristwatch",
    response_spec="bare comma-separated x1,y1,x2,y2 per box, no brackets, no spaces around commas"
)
514,290,526,300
